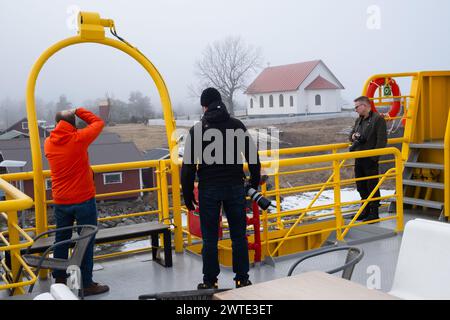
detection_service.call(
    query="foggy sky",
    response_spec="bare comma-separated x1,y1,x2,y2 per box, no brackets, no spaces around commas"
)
1,0,450,113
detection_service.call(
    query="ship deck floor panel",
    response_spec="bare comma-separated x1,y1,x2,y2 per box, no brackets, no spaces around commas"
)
0,209,442,300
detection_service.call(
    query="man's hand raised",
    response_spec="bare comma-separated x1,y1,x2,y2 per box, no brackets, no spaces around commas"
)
61,109,77,118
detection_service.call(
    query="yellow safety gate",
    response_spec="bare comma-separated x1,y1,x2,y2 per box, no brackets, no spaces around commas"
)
3,10,449,294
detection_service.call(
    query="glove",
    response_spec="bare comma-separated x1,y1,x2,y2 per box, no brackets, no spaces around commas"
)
184,193,198,211
250,180,260,191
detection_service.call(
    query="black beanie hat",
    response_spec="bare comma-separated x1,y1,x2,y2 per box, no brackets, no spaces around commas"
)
200,87,222,107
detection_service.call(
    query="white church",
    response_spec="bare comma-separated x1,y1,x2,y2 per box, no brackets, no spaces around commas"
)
245,60,344,117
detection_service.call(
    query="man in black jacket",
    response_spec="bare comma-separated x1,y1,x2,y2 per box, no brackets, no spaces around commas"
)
181,87,261,289
349,96,387,222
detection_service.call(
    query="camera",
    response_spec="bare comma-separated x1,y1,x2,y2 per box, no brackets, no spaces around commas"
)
246,185,274,210
349,133,367,152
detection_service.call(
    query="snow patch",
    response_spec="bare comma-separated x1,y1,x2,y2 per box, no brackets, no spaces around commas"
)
275,188,395,216
121,188,395,251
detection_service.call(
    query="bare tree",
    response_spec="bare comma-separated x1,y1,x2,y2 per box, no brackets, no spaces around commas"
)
194,36,263,115
128,91,154,121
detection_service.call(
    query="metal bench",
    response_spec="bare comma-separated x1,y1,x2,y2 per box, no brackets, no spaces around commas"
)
139,288,231,300
22,222,173,268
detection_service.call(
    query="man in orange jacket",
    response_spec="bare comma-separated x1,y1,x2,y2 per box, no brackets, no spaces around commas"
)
45,107,109,296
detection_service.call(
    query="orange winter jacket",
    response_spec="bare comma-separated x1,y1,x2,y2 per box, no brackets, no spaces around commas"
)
44,108,104,204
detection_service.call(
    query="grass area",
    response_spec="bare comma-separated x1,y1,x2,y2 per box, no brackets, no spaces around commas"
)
275,117,355,149
105,117,356,152
104,116,398,190
104,123,169,151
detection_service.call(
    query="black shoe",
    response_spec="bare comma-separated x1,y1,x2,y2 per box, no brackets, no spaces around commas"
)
362,213,379,223
350,207,369,221
362,207,379,223
350,213,367,221
235,279,252,288
197,282,218,289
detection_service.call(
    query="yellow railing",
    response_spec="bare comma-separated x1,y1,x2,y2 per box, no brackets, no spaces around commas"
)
0,178,35,294
1,143,405,293
0,159,173,293
24,12,182,254
444,111,450,218
259,137,405,157
263,147,403,258
363,71,450,218
0,159,170,259
198,146,403,259
0,10,425,294
181,137,403,244
361,72,421,163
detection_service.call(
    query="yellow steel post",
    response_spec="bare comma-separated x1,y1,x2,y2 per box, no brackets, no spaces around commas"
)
5,196,25,295
25,12,183,251
156,162,165,247
159,161,170,224
402,74,420,161
261,183,270,257
332,150,343,241
170,163,183,253
444,111,450,218
274,170,283,229
395,151,404,231
186,207,192,246
156,164,163,222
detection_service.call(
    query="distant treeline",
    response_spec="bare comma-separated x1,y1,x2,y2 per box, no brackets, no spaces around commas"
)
0,91,160,129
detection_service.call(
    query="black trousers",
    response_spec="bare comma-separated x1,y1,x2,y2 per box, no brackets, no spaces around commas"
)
354,157,380,208
198,184,249,283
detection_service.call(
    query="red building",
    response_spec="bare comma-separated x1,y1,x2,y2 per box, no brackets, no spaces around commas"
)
1,118,51,138
0,133,145,202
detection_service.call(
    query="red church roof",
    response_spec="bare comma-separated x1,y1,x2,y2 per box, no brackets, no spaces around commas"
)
246,60,321,94
304,75,340,90
246,60,344,94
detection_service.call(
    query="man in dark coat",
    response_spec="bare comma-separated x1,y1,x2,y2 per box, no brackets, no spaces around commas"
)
181,87,261,289
349,96,387,221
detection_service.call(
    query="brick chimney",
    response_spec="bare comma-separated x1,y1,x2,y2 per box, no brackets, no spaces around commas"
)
98,99,111,125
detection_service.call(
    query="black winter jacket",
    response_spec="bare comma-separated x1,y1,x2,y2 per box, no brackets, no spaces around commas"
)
181,101,261,201
349,111,387,160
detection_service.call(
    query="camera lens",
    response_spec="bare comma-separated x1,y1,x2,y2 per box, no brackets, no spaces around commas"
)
247,187,273,210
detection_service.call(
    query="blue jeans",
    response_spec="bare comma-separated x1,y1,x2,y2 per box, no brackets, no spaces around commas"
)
52,197,98,287
198,184,249,283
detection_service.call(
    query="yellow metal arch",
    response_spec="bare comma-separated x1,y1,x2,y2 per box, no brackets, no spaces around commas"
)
25,12,183,251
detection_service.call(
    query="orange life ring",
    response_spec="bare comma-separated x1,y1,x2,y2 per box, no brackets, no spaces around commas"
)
365,77,401,118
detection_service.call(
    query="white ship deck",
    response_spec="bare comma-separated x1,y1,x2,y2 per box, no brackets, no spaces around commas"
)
1,208,440,300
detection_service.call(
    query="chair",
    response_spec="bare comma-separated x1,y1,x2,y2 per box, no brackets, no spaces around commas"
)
12,224,98,299
33,284,79,300
138,288,231,300
287,246,364,280
389,219,450,299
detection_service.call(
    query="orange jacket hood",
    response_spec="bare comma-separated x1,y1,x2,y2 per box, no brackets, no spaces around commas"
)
49,120,77,145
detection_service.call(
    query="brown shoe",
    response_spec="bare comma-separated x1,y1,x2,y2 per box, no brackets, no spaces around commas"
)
83,282,110,296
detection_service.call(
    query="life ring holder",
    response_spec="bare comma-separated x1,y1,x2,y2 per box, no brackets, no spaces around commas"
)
365,77,401,118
